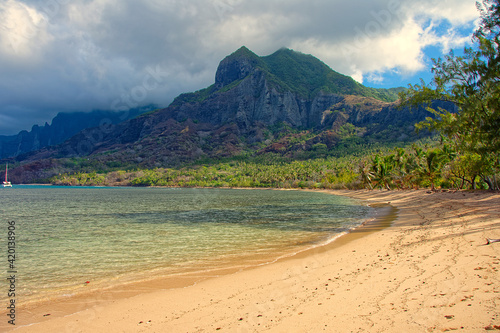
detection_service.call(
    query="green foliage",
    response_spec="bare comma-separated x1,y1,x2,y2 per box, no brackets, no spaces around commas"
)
49,140,498,190
338,123,358,138
399,0,500,189
357,144,497,190
259,48,402,101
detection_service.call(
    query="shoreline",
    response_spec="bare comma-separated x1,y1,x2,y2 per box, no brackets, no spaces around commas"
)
5,189,500,332
1,189,390,331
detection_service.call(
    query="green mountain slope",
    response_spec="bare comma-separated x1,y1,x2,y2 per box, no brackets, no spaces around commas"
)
173,46,402,106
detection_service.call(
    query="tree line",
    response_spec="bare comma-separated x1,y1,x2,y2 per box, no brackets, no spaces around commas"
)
49,141,498,190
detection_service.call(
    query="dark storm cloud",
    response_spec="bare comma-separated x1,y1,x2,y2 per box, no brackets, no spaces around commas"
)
0,0,477,135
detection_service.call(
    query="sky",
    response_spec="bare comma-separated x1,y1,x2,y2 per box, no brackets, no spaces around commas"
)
0,0,480,135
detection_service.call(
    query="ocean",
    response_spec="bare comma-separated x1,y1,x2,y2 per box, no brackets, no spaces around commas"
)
0,186,372,306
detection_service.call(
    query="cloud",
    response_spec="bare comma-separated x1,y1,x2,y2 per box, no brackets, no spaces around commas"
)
0,0,480,135
292,0,478,83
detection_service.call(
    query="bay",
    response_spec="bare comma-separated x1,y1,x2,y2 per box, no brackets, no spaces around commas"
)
0,186,372,305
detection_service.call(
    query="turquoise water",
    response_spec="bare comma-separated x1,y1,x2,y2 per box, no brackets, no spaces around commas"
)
0,186,372,305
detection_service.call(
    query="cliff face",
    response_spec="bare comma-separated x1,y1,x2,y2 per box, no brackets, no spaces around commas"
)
169,47,364,130
5,47,450,183
214,47,261,89
173,70,344,130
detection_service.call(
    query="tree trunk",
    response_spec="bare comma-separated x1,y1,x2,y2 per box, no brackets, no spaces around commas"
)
484,176,494,190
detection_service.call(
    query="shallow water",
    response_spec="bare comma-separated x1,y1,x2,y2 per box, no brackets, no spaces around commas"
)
0,186,372,305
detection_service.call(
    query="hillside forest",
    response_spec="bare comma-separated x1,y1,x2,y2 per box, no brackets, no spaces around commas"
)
10,1,500,191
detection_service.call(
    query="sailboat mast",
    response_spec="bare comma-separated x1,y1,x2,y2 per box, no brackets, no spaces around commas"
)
2,163,12,187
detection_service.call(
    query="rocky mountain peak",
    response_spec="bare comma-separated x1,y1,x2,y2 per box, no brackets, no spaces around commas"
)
214,46,263,89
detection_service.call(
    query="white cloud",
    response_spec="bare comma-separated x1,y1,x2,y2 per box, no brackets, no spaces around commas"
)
409,0,479,25
0,0,481,134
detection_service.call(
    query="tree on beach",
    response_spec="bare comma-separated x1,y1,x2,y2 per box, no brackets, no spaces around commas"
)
399,0,500,190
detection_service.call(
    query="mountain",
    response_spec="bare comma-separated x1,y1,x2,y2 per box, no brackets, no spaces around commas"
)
0,106,154,159
5,47,453,184
169,47,403,129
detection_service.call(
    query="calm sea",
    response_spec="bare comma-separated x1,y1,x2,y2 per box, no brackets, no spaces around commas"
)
0,186,372,306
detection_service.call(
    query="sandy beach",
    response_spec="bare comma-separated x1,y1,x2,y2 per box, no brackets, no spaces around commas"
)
6,189,500,332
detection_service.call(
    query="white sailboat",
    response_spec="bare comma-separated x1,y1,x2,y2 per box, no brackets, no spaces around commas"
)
3,164,12,187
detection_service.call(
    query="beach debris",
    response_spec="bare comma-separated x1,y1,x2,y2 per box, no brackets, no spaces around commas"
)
486,239,500,245
444,315,455,319
85,281,90,285
43,314,51,317
484,324,500,330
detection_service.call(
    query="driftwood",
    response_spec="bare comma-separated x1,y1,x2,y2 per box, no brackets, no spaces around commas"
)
485,238,500,245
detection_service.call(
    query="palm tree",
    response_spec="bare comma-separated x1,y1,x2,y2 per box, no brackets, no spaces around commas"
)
420,149,446,190
358,161,374,189
371,154,394,190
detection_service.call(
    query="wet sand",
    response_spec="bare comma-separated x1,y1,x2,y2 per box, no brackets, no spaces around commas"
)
6,189,500,332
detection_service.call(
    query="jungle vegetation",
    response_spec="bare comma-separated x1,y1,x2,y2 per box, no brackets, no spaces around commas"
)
49,1,499,191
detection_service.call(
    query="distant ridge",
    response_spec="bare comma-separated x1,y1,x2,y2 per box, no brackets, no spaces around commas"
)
0,106,154,159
